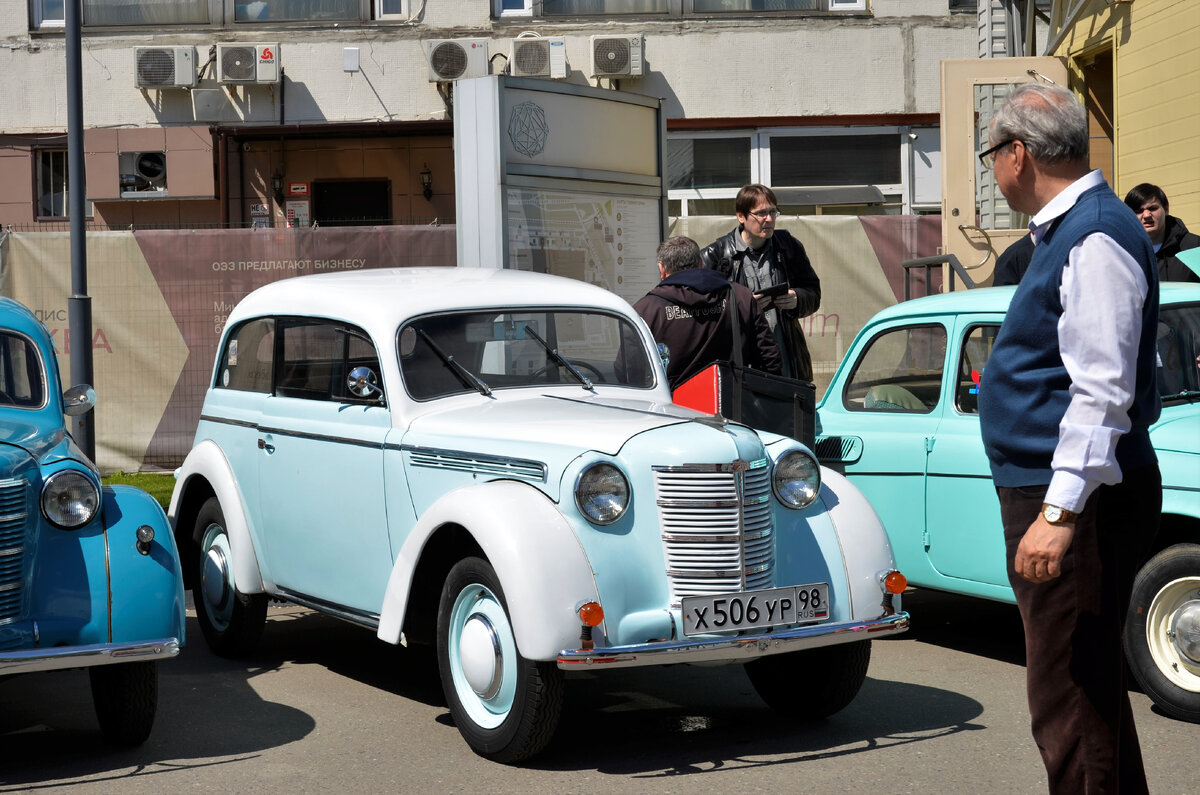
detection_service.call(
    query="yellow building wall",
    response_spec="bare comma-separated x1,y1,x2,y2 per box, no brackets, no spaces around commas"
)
1052,0,1200,227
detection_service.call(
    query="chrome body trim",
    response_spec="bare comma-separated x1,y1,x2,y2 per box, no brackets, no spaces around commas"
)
557,611,909,669
0,637,181,675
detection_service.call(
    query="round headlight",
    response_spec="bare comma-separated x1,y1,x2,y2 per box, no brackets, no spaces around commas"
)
773,450,821,509
42,470,101,529
575,463,630,525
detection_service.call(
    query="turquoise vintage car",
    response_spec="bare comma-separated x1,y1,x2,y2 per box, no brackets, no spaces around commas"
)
169,266,909,763
0,297,185,745
814,282,1200,723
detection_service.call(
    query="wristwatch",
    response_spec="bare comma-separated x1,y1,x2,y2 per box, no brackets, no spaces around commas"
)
1041,503,1078,525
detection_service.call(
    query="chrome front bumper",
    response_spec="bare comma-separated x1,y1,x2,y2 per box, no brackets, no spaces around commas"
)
0,638,181,675
557,611,909,669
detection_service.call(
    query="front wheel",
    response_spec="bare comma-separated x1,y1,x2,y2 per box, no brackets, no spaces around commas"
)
436,557,564,763
90,661,158,746
745,641,871,719
193,497,268,658
1124,543,1200,723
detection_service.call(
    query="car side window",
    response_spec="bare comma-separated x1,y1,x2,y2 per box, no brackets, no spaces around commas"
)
0,332,45,408
274,319,385,404
218,318,275,392
956,324,1000,414
843,324,946,413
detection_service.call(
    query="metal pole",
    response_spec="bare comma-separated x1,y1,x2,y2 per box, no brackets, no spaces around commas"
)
65,0,95,461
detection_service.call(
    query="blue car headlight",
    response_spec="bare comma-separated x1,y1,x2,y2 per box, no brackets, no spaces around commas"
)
41,470,100,529
575,462,629,525
773,449,821,509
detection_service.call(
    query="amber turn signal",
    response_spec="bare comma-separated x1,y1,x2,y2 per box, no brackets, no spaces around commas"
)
884,570,907,594
578,601,604,627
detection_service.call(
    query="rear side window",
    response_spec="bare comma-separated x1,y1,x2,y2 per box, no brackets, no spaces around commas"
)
218,318,275,392
0,332,46,408
843,324,946,413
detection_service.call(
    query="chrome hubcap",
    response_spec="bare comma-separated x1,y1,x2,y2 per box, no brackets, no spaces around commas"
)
202,544,230,611
459,614,503,699
1171,599,1200,665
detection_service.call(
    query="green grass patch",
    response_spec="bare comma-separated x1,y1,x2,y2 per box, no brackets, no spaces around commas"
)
102,471,176,510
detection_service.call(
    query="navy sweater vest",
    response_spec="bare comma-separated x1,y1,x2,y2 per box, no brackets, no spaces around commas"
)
979,182,1160,488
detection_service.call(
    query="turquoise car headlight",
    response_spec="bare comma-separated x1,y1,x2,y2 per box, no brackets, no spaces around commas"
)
41,470,101,529
773,450,821,509
575,462,630,525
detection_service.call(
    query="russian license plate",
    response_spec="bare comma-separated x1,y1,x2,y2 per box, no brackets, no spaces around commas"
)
682,583,830,636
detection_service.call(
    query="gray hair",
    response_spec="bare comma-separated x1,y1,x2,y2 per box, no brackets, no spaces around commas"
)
989,82,1088,165
657,236,702,275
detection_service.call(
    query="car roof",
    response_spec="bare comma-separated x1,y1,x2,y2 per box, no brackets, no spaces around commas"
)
870,281,1200,324
0,296,50,341
227,267,639,332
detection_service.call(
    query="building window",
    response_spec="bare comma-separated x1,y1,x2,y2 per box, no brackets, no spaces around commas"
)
82,0,208,26
234,0,358,23
768,134,901,187
33,0,64,28
36,150,92,220
375,0,410,20
668,137,751,190
495,0,864,17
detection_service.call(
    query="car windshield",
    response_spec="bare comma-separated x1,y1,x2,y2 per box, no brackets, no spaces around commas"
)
399,309,656,400
1157,302,1200,402
0,331,45,409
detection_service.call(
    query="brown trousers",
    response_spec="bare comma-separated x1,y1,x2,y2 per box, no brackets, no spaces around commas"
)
998,464,1160,795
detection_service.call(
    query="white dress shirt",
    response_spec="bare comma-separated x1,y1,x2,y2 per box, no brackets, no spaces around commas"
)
1027,170,1149,512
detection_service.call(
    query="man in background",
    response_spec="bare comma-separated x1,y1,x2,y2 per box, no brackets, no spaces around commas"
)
632,236,779,389
699,184,820,380
978,82,1161,794
1123,183,1200,282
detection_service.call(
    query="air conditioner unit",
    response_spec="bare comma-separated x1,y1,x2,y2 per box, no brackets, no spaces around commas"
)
216,43,280,85
424,38,489,82
134,46,196,88
118,151,168,196
509,37,567,79
589,35,643,78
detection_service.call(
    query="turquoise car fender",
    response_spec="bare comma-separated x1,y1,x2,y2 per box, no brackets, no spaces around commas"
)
104,485,186,644
377,480,599,661
168,438,266,594
817,467,902,619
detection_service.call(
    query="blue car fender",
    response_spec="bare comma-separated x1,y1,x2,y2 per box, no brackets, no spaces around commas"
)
817,467,903,620
377,480,599,661
169,438,267,594
104,485,186,644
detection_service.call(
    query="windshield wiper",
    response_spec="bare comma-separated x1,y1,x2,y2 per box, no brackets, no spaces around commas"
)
414,328,492,396
522,326,594,390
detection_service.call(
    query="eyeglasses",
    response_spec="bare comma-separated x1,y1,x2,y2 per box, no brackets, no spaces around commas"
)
978,139,1016,169
748,208,780,220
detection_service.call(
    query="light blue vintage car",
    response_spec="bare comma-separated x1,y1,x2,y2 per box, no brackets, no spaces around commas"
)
814,282,1200,723
169,266,909,763
0,297,185,745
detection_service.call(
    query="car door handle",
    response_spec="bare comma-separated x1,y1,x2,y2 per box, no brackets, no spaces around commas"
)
257,438,275,453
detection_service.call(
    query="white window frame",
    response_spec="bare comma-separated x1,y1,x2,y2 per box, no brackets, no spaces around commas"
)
828,0,867,10
35,149,93,221
374,0,411,20
32,0,65,29
494,0,533,18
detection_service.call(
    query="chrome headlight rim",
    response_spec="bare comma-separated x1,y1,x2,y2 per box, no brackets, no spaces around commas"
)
574,462,630,526
41,469,101,530
773,449,821,509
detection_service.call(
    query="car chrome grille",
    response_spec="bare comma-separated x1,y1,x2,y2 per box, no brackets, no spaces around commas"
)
653,459,774,604
0,476,28,623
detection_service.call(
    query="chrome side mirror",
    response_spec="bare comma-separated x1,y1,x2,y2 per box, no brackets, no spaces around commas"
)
63,384,96,416
347,366,383,400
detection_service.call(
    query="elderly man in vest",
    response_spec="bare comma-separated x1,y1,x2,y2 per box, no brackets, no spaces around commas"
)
978,82,1161,794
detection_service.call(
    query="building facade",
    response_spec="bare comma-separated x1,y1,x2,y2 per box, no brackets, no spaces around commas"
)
0,0,976,232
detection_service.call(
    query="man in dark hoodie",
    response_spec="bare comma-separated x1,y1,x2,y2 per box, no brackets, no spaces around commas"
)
633,236,780,389
1123,183,1200,282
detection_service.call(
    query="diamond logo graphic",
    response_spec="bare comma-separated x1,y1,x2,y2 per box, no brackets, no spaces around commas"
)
508,101,549,157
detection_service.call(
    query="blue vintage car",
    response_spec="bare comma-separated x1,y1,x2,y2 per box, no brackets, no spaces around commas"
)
0,297,185,745
169,266,909,763
814,282,1200,723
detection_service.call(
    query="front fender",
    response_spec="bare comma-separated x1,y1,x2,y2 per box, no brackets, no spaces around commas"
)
168,438,266,594
378,480,598,661
104,485,186,644
818,467,902,619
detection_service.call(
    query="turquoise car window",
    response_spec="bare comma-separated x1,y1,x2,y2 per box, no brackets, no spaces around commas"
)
400,310,655,400
843,324,946,413
273,318,385,404
1157,302,1200,399
956,324,1000,414
218,318,275,392
0,331,45,408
